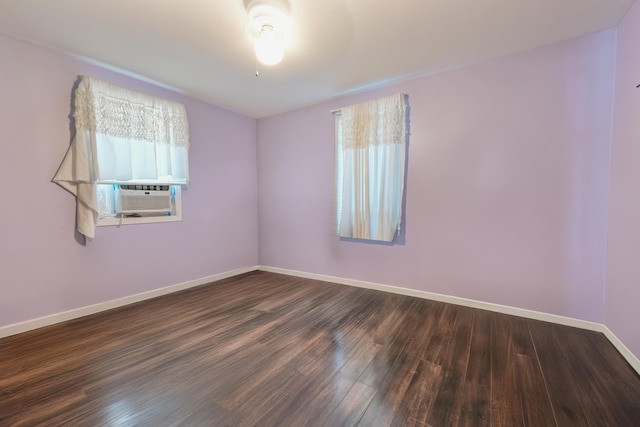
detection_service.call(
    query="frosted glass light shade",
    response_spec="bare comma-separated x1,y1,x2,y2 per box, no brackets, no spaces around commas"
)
255,29,284,65
245,0,290,66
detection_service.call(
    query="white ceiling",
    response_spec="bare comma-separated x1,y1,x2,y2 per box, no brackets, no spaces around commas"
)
0,0,634,118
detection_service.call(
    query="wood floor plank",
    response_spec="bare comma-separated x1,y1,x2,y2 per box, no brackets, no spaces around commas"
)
326,381,377,426
1,271,639,426
251,362,355,426
357,354,419,427
389,358,443,427
490,313,527,426
527,320,593,426
418,303,459,366
424,306,475,426
514,353,557,426
458,309,492,426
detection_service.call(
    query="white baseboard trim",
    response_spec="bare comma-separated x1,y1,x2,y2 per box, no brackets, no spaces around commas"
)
0,265,259,339
258,265,640,374
600,325,640,374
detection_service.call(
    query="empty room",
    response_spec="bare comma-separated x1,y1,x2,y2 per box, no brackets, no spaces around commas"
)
1,0,640,425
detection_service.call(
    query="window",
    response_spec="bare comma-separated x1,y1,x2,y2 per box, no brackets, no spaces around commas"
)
334,93,408,242
53,75,190,238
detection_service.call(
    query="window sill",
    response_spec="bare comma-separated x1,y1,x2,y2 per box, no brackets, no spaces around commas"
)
97,214,182,227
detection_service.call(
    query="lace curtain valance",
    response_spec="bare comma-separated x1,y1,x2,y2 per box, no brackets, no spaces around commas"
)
74,77,189,148
340,93,407,149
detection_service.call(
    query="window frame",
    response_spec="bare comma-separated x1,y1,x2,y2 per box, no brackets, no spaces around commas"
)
332,93,408,242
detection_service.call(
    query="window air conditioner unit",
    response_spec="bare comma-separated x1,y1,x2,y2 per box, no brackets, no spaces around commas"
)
115,185,171,214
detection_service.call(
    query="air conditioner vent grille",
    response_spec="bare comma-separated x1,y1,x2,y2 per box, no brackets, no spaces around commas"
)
120,184,170,191
115,187,172,214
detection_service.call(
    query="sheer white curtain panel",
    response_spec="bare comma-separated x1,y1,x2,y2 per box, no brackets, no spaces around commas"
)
53,75,190,238
336,93,407,242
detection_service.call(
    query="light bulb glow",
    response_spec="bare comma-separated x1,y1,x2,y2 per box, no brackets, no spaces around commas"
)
255,25,284,65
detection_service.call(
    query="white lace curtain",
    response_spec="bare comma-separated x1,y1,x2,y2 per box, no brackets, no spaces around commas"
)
53,75,190,238
335,93,407,242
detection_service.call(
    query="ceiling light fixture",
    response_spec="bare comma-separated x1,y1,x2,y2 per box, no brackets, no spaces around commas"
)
245,0,290,66
255,24,283,65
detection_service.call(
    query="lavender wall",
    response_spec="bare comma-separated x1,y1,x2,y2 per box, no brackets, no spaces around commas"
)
606,1,640,357
0,35,258,327
258,30,616,323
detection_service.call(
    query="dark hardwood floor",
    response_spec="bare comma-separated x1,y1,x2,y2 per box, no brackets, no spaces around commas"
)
1,271,639,426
